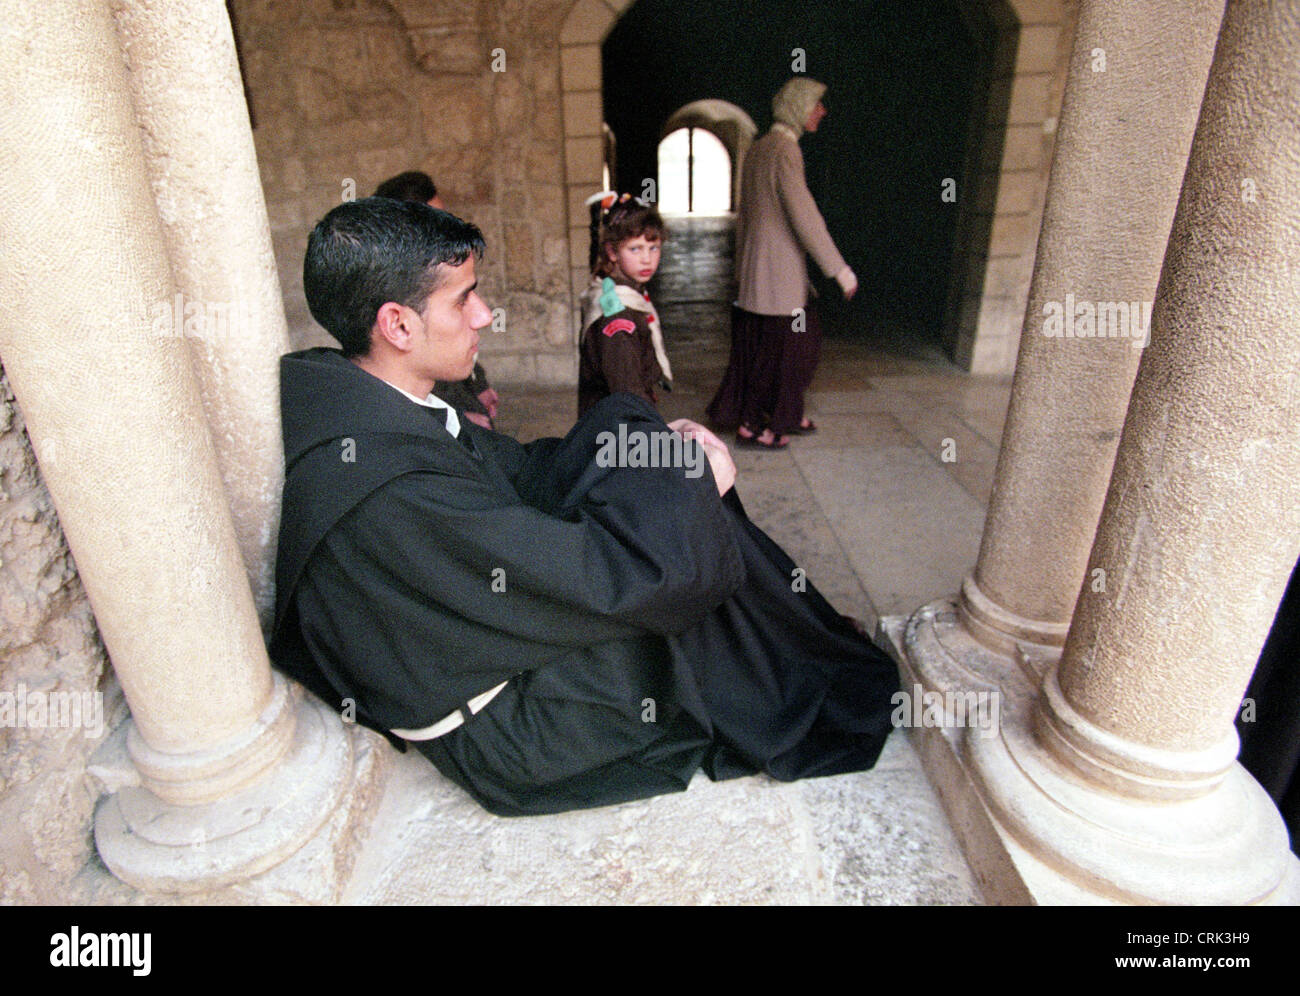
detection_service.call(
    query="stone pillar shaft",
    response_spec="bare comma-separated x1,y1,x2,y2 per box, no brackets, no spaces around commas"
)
964,0,1225,654
0,1,360,895
113,0,290,629
1051,0,1300,761
962,0,1300,904
0,0,272,757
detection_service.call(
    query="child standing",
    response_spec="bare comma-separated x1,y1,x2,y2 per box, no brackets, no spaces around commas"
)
578,194,674,416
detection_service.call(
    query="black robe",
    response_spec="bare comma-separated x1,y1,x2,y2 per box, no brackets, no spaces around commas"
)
271,348,899,816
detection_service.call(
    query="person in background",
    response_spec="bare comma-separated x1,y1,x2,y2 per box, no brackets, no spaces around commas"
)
707,77,857,449
375,170,447,210
374,170,499,428
577,193,674,417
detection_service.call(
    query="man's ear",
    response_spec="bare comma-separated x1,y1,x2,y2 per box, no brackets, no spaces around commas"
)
372,301,415,352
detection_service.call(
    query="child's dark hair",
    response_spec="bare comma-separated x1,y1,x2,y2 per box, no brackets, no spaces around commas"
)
590,196,667,277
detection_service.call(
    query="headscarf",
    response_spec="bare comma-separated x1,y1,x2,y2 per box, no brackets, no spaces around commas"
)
771,77,827,139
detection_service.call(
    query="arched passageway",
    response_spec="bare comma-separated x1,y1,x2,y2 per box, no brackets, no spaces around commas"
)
602,0,982,353
658,127,731,214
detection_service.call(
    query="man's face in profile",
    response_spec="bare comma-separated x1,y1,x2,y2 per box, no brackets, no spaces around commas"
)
409,256,492,383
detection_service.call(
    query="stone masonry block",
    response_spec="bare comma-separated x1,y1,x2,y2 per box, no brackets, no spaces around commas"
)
563,90,604,137
993,169,1040,215
1008,0,1064,26
1007,73,1051,124
560,44,601,91
1000,124,1044,172
564,136,604,185
1015,25,1061,75
561,0,617,45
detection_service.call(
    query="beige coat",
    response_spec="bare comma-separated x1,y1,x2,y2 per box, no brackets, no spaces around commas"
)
735,124,847,316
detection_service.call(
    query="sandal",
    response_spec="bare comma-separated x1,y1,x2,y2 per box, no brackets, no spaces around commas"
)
788,418,818,435
735,427,788,450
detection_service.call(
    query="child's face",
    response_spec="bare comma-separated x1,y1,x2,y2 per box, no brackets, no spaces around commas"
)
607,234,662,285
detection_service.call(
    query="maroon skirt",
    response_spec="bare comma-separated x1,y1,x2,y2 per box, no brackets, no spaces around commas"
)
706,304,822,435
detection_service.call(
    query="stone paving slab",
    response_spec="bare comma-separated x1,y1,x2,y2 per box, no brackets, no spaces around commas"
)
345,725,981,905
794,443,988,619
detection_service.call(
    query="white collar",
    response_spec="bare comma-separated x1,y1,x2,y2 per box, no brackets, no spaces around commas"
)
388,382,461,438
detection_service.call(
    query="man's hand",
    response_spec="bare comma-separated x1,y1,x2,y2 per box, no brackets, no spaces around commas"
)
476,386,500,420
464,411,492,430
668,418,736,496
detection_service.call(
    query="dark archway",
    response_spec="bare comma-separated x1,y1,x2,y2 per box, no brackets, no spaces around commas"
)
603,0,986,349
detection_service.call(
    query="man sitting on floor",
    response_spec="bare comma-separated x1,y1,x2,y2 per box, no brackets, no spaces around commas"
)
270,196,899,817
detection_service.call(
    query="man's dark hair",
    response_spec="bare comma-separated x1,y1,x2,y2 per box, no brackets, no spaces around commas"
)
303,197,485,357
374,170,439,204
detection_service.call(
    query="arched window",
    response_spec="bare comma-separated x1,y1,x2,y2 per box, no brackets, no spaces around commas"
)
657,127,731,214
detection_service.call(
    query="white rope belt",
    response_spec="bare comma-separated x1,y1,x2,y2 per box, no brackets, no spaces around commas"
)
391,681,508,742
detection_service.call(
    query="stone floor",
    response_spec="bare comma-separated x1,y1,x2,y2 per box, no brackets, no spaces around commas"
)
74,216,1016,905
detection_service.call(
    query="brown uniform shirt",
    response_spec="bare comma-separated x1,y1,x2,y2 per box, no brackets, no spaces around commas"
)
578,305,663,416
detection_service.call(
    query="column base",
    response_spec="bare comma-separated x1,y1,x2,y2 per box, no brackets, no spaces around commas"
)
881,604,1300,906
903,596,1044,699
958,574,1067,663
91,680,359,895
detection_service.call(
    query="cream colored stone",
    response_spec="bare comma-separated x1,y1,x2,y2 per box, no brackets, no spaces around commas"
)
482,352,536,386
564,138,604,187
1007,73,1051,124
1008,0,1065,25
967,334,1015,377
982,254,1032,295
1059,0,1300,754
0,0,369,898
998,124,1044,171
560,0,616,44
890,0,1295,906
0,0,271,754
534,351,579,386
987,212,1036,256
560,44,601,91
570,226,592,268
528,138,565,182
534,185,567,232
974,295,1026,348
420,84,491,151
535,94,564,142
409,29,487,77
503,223,536,288
993,169,1040,215
974,0,1223,638
492,71,531,133
568,183,596,227
95,681,354,893
114,0,291,629
563,90,604,137
1015,25,1061,74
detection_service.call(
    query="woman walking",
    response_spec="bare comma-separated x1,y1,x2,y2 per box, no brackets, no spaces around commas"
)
707,77,857,449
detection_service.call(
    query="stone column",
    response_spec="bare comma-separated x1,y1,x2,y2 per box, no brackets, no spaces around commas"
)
899,0,1225,697
113,0,290,630
0,0,355,894
968,0,1300,904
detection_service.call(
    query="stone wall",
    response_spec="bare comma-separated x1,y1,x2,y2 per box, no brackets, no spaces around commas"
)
0,366,122,904
234,0,578,386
